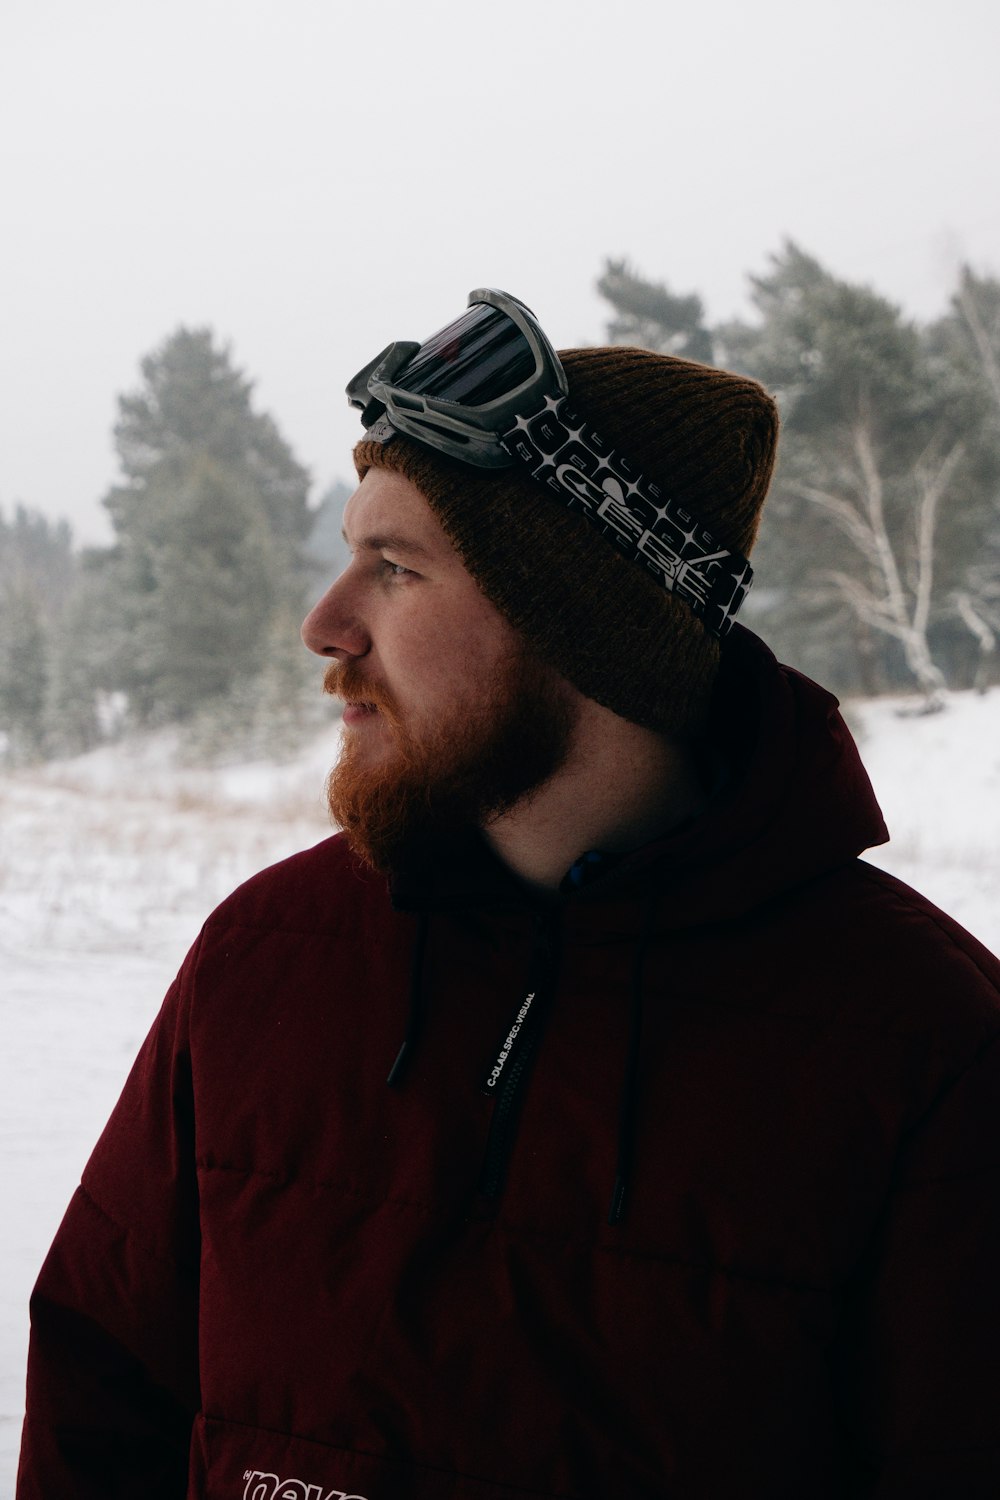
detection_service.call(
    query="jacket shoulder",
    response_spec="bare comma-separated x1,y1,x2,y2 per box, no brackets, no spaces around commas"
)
788,857,1000,1050
202,832,388,936
852,859,1000,987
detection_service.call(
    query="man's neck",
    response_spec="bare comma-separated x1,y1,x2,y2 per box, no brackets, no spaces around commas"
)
481,696,707,894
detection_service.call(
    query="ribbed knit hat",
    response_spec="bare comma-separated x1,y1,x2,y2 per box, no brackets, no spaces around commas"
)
354,346,779,740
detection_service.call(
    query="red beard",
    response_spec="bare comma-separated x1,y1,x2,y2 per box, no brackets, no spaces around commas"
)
324,649,576,872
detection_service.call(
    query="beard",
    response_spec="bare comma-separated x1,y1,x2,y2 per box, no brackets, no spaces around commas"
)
324,647,577,872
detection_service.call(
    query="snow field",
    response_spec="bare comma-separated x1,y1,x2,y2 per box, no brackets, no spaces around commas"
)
844,688,1000,956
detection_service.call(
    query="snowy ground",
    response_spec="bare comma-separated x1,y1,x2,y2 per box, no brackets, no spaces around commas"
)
844,689,1000,953
1,690,998,1489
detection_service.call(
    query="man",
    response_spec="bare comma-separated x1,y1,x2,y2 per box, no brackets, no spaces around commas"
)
19,291,1000,1497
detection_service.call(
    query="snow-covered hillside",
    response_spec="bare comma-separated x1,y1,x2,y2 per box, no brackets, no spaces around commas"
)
1,689,998,1488
843,688,1000,956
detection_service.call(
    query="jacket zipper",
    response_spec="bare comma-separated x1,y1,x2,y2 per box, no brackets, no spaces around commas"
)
478,909,560,1200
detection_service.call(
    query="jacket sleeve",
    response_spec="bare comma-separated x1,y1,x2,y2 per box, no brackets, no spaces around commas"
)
17,935,204,1500
835,1028,1000,1497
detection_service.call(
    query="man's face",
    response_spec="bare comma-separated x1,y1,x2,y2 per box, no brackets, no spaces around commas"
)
301,467,578,868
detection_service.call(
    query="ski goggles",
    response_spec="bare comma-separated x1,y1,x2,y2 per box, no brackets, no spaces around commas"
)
347,288,752,639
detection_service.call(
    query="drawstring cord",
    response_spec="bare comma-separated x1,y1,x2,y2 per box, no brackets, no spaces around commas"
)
387,911,430,1087
387,895,661,1226
608,891,661,1225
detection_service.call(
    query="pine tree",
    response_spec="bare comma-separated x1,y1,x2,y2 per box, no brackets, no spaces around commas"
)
0,506,80,760
597,260,714,363
0,569,49,761
100,328,314,728
108,327,311,547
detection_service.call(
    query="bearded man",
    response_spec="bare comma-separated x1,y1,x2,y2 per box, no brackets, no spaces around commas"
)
19,291,1000,1499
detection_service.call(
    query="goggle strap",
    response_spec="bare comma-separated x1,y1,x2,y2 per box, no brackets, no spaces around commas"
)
501,394,752,640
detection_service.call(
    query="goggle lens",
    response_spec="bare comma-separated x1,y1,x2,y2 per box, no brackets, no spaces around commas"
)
391,303,536,407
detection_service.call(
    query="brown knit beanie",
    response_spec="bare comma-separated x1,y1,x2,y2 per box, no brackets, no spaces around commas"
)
354,346,778,741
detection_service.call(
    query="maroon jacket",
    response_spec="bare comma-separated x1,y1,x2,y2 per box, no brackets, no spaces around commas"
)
18,631,1000,1498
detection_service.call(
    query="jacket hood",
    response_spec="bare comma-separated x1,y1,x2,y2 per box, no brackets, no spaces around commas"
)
391,627,888,928
614,625,889,927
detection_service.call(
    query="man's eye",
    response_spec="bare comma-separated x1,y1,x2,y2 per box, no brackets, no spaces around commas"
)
384,561,411,578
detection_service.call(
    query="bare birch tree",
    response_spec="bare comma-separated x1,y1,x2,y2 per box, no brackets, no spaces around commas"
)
956,267,1000,419
948,269,1000,683
715,243,993,698
790,421,964,709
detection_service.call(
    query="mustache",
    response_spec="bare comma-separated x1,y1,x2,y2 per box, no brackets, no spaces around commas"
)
323,659,399,720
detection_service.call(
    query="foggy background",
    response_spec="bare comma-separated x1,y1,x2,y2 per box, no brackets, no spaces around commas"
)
3,0,999,544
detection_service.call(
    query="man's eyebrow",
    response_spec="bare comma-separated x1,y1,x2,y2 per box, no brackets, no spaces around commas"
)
341,528,435,559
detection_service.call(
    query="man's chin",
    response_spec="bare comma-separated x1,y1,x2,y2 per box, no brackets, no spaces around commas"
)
339,712,393,758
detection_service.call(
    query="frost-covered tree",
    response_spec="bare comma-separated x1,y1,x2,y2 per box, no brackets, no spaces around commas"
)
597,244,1000,699
0,504,75,609
107,327,311,548
597,260,714,363
0,568,49,760
717,244,987,702
925,267,1000,686
0,507,79,760
100,328,314,726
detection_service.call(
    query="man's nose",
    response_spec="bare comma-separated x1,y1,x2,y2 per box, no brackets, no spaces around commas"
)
300,574,369,659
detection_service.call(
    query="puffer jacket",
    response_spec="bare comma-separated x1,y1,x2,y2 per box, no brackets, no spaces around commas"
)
18,629,1000,1498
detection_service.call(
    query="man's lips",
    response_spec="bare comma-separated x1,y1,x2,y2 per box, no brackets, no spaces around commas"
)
342,701,381,726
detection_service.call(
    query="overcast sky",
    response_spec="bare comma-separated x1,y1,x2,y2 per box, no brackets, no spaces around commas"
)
3,0,999,545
